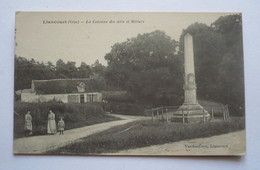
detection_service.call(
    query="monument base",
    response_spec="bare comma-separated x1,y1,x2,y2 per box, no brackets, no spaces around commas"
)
171,103,210,123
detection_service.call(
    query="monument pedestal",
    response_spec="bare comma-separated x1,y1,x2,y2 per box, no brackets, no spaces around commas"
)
172,103,210,123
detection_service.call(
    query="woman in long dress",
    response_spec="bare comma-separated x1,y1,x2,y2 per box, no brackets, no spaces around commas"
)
47,110,57,134
24,111,32,136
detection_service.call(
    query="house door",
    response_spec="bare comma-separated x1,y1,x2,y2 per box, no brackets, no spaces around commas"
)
80,94,85,103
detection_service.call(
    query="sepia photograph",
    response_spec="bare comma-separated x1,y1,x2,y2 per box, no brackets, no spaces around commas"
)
13,12,245,156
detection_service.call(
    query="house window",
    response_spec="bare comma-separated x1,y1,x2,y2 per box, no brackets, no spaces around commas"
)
68,95,79,103
87,94,97,102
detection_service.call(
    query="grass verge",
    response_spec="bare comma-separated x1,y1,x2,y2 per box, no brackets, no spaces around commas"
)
47,117,245,155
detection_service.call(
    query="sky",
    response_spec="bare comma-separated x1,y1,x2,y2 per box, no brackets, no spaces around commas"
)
15,12,235,66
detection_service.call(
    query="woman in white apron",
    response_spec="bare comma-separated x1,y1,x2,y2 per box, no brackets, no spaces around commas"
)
47,110,57,134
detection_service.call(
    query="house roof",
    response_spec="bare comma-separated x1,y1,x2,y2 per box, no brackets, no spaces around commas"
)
33,79,102,94
15,89,32,95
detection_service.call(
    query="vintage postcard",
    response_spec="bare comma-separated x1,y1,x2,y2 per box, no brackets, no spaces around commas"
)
13,12,245,156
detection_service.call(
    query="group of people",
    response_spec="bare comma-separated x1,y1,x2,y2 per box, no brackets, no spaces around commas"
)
24,110,65,136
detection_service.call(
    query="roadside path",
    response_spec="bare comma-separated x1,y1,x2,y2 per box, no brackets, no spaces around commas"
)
105,130,246,156
14,113,148,154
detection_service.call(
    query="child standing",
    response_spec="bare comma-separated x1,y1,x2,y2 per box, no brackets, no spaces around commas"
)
58,117,65,135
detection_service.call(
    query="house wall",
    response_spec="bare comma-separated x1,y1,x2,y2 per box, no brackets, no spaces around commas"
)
86,92,102,102
21,92,102,103
21,93,69,103
39,94,69,103
97,93,102,102
21,92,38,102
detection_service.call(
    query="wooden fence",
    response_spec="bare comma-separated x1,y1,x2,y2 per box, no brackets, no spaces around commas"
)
145,105,230,123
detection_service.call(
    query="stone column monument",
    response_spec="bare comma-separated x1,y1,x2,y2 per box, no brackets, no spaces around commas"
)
172,33,210,122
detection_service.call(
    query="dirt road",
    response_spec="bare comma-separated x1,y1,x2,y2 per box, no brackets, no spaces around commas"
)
105,130,246,156
13,113,148,154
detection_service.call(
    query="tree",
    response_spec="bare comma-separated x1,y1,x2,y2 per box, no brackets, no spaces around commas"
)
14,56,57,90
66,61,78,78
55,59,68,78
78,62,91,78
105,30,177,68
15,56,32,90
212,14,242,48
91,60,104,74
212,14,244,115
104,30,182,106
55,60,78,78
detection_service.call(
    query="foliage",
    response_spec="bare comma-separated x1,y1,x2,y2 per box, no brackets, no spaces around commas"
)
78,62,92,78
104,102,148,116
47,117,245,154
212,14,243,48
15,57,56,90
104,30,183,106
212,14,244,115
14,57,100,91
14,102,119,138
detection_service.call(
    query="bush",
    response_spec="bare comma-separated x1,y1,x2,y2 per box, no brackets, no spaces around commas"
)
14,102,118,138
104,102,147,116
